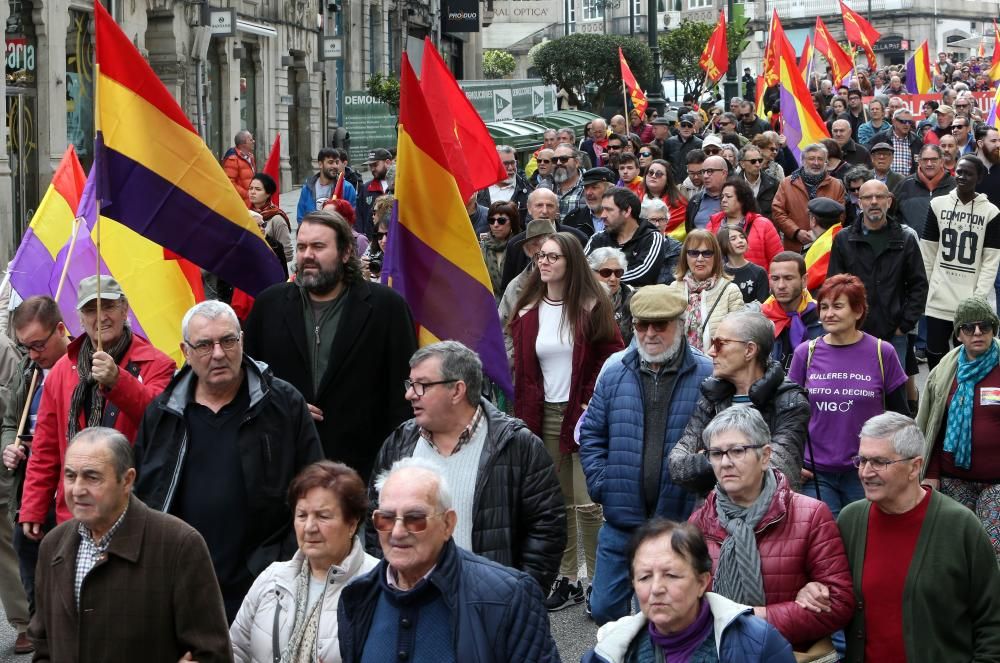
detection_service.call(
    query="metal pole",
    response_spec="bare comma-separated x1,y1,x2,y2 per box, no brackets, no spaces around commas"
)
723,0,737,105
867,0,872,23
630,0,635,36
646,0,665,114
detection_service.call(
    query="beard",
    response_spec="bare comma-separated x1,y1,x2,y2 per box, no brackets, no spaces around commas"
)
637,330,684,365
986,147,1000,165
553,166,570,184
297,259,344,295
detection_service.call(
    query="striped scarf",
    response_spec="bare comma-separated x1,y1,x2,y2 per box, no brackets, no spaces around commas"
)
943,343,999,469
712,469,776,607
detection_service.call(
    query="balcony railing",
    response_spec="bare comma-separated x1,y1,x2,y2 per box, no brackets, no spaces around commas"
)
762,0,912,20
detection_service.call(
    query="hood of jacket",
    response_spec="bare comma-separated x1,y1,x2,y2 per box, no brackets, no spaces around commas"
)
700,359,786,406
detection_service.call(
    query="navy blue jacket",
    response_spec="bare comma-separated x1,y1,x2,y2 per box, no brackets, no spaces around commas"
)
579,344,713,527
338,540,560,663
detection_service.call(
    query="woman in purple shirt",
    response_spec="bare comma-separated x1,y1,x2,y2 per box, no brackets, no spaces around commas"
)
788,274,909,516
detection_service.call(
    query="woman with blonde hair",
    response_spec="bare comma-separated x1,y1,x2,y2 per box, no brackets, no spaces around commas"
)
673,229,745,351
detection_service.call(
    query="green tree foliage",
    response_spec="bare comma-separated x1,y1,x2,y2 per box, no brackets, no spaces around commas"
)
531,34,655,113
483,50,517,79
366,73,400,115
658,18,751,98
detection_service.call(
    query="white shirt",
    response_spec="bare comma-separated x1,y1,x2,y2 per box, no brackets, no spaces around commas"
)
488,181,515,202
536,298,574,402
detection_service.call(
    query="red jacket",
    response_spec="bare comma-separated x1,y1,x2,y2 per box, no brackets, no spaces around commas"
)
21,334,176,524
223,150,256,203
511,306,623,453
708,211,784,274
689,470,855,649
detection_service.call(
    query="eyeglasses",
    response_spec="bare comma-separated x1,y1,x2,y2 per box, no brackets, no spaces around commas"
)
709,337,749,353
958,321,993,335
848,186,862,194
535,251,564,264
707,444,764,463
851,455,917,471
701,167,725,175
372,510,445,533
687,169,703,177
687,249,715,259
742,158,764,165
639,152,652,158
679,122,694,128
718,120,734,127
607,144,624,150
537,158,552,164
895,118,913,125
375,231,388,240
16,327,57,353
703,147,722,155
553,155,574,164
502,161,517,169
403,378,458,396
647,170,666,178
185,334,242,356
956,104,970,109
740,114,753,120
919,157,942,163
634,320,672,332
595,267,625,278
489,216,510,225
647,216,668,225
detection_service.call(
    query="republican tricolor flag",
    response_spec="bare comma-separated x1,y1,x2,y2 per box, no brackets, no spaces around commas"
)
777,34,830,163
988,20,1000,83
905,40,932,95
700,10,729,84
619,47,649,119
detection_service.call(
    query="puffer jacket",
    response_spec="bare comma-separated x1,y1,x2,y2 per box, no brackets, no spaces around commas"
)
688,470,855,649
364,399,566,591
707,211,783,273
582,592,795,663
230,539,378,663
669,360,810,494
222,149,256,202
338,539,560,663
579,344,714,527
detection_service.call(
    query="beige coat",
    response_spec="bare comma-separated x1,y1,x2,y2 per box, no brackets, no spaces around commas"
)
673,278,746,351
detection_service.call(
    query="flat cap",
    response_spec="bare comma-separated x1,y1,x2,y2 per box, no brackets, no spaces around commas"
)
652,117,671,126
581,167,617,186
869,142,893,153
807,197,845,220
630,284,688,320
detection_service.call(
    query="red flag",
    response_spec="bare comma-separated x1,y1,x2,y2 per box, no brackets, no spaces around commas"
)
814,17,855,87
618,47,648,118
762,11,788,88
700,10,729,84
262,134,281,205
333,171,345,199
420,37,506,201
839,0,880,70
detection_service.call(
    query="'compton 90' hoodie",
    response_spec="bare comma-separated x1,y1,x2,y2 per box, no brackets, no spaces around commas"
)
921,190,1000,320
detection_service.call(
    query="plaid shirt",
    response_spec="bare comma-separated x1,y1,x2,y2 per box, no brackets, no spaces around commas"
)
558,177,587,216
75,504,128,608
419,406,484,455
890,132,914,175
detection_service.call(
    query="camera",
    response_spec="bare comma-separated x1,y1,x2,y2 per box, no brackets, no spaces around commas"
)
369,258,382,275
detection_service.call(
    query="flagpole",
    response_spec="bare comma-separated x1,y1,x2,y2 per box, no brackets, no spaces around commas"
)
623,79,630,118
94,61,103,353
8,369,38,461
54,217,84,302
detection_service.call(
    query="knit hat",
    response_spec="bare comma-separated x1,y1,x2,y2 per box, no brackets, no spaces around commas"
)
954,296,1000,334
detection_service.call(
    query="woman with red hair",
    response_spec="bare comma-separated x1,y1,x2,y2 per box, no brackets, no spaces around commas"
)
322,197,370,257
787,274,910,516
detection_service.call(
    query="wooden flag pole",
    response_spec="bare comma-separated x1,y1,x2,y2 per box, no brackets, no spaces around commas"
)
8,369,39,459
623,79,630,118
53,216,84,303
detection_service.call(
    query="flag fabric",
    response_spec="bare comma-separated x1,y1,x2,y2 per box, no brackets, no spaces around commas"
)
804,223,843,292
384,53,513,397
262,134,281,205
989,20,1000,83
777,36,830,163
93,1,283,297
839,0,880,70
814,17,854,87
700,10,729,84
619,47,649,119
762,11,785,88
980,38,987,60
905,40,932,95
987,83,1000,130
755,75,767,117
798,36,813,79
420,37,506,203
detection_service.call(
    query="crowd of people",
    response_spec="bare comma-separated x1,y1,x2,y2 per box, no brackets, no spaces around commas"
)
0,49,999,661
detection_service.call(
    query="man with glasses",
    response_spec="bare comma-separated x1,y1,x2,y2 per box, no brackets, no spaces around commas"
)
737,101,769,141
843,89,866,139
19,276,175,548
953,94,974,120
552,143,588,217
564,166,617,237
680,149,707,200
366,341,563,592
737,145,779,218
773,143,847,252
892,144,955,238
663,113,703,183
685,155,729,231
342,457,559,662
868,142,904,191
584,187,666,287
529,147,555,190
670,309,809,493
579,284,713,624
951,116,976,156
870,109,922,175
477,145,533,224
134,300,322,621
838,411,1000,662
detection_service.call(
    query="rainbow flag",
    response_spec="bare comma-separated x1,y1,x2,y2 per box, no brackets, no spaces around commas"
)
805,224,843,292
905,40,932,95
93,1,283,296
383,54,512,397
778,36,830,163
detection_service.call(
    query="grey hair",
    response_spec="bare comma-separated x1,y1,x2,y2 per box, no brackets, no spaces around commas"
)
496,145,515,156
234,130,252,147
543,129,558,139
181,301,240,342
640,197,669,219
702,405,771,455
892,107,912,121
859,412,925,458
68,427,134,481
555,142,583,162
720,144,739,158
920,144,944,159
802,143,828,159
738,144,762,161
867,98,884,111
409,340,483,407
721,112,739,125
587,247,628,271
730,96,744,105
374,456,454,511
720,310,775,368
843,166,873,185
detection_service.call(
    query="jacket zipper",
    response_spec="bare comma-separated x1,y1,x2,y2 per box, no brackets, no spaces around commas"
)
162,430,188,512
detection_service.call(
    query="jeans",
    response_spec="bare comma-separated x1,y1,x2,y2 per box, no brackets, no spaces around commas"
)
590,522,635,626
801,470,866,519
890,334,907,369
916,316,927,351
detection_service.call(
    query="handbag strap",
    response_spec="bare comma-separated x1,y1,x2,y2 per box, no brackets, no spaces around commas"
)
701,280,733,335
272,589,282,663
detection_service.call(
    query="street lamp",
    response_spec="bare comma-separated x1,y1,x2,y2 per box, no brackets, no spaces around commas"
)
646,0,665,114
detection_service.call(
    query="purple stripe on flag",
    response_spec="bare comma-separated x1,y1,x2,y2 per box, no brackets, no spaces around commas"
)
780,85,805,164
95,136,285,296
389,221,513,397
905,55,916,96
8,228,57,300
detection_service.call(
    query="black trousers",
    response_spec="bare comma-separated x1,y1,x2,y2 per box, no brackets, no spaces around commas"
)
925,316,955,371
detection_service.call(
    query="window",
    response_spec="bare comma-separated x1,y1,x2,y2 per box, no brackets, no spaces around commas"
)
583,0,604,20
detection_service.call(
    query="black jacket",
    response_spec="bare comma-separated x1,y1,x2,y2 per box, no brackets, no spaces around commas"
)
243,279,417,480
891,173,955,237
868,129,923,174
663,135,704,183
338,540,559,663
476,173,534,226
562,206,599,238
840,139,873,168
750,171,780,219
827,217,928,340
738,116,770,141
365,399,566,591
498,223,590,294
133,358,324,576
670,360,810,495
584,219,667,287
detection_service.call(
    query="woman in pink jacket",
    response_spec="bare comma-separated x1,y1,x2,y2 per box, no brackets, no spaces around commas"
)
707,178,783,273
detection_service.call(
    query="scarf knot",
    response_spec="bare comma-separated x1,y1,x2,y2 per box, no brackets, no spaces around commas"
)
712,469,776,606
943,342,999,469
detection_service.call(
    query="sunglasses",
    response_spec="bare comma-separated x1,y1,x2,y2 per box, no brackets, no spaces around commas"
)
639,151,652,157
701,167,726,175
489,216,510,225
375,231,388,240
687,249,715,259
647,170,666,178
895,119,913,125
372,510,445,533
608,144,624,150
554,155,574,164
537,158,552,164
958,321,993,335
595,268,625,278
680,122,694,127
634,320,672,332
703,147,722,155
742,158,764,165
709,337,750,353
848,186,862,193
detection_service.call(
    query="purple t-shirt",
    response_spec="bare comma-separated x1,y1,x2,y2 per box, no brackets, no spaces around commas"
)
788,333,907,472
